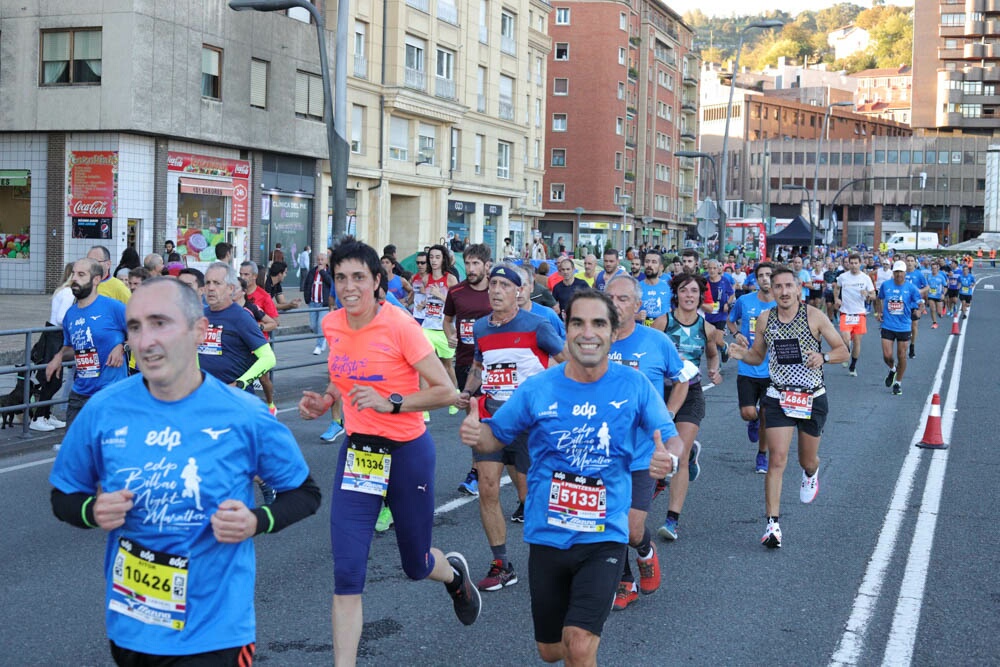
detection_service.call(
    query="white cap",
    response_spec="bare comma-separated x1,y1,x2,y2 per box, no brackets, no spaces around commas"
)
892,260,907,272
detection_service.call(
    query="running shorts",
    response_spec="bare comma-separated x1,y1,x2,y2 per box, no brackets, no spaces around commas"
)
473,430,530,473
423,328,456,359
630,469,656,512
761,392,828,438
838,313,868,336
674,382,705,426
959,294,972,303
881,328,912,342
110,641,255,667
736,375,769,409
946,288,959,298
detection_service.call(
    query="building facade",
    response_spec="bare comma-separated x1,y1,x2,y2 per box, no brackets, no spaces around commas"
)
853,65,912,125
539,0,698,253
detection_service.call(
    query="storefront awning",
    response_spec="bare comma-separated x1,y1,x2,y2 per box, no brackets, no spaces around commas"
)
179,177,233,197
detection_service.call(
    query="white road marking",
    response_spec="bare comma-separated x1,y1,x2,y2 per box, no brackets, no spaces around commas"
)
435,476,511,515
0,457,56,474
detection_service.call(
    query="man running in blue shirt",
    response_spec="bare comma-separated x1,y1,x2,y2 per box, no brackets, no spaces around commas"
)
594,248,628,291
903,254,929,358
925,261,948,328
637,249,673,326
958,264,975,319
877,261,924,395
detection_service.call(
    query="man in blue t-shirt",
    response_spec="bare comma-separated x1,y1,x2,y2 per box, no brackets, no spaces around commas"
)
958,264,975,319
637,250,673,325
460,290,684,665
45,258,128,428
594,248,628,291
49,278,320,665
903,254,929,359
200,263,275,389
925,262,948,328
877,261,924,395
945,265,962,317
605,274,695,610
727,262,777,474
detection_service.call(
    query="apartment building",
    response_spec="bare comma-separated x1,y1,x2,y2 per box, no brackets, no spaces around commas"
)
911,0,1000,133
853,65,912,125
538,0,698,252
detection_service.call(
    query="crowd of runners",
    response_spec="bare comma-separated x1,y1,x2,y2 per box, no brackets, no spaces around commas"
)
43,235,983,666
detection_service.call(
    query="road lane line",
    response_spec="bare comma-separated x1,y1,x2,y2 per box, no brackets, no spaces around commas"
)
880,307,969,666
829,332,957,666
0,457,56,474
435,476,511,515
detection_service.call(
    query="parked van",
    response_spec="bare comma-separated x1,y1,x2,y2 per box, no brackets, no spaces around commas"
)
885,232,940,251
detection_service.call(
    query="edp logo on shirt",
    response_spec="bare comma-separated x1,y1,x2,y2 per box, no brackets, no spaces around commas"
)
571,402,597,419
145,427,182,452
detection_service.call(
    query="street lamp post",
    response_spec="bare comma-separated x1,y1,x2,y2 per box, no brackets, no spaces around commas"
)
717,19,783,262
229,0,350,245
782,184,816,258
677,150,720,254
916,171,927,251
619,194,631,253
814,101,853,252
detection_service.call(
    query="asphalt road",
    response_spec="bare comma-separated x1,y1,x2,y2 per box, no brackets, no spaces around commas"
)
2,279,998,666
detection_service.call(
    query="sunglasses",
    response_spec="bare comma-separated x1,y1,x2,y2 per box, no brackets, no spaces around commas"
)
416,260,427,265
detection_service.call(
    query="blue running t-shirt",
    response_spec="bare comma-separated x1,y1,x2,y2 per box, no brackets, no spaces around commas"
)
729,292,776,378
879,281,923,332
62,295,128,396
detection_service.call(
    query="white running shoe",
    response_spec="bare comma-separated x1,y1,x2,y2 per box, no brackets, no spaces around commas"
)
46,415,67,429
800,469,819,504
312,345,323,355
761,520,782,549
30,417,55,432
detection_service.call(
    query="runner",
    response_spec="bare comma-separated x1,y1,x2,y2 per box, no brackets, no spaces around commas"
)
727,267,849,548
903,254,929,359
456,265,564,592
50,277,321,666
298,239,481,666
637,249,673,326
650,272,723,541
459,290,683,665
833,254,876,377
552,256,589,316
443,244,494,495
945,261,962,317
925,261,948,328
594,248,627,291
876,261,924,396
420,244,460,398
727,262,777,473
958,263,975,319
606,275,697,609
703,259,735,362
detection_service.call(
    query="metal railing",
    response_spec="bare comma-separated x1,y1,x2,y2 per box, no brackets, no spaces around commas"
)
0,306,329,445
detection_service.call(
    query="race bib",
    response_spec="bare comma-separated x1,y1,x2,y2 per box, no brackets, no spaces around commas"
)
929,287,939,297
748,316,757,338
845,314,860,325
198,325,223,356
779,390,814,419
425,301,444,319
483,362,518,398
887,300,904,314
547,471,606,533
960,286,971,295
711,302,720,314
459,319,476,345
109,537,188,631
75,347,100,379
342,444,392,496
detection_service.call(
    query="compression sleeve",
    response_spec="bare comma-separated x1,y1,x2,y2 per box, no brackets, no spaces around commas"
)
50,488,98,529
237,343,277,385
250,474,322,535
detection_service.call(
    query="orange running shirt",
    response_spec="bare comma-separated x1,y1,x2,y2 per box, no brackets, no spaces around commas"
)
322,304,434,441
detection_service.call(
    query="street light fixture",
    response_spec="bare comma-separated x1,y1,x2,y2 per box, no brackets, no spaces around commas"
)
229,0,350,246
717,18,783,262
415,147,435,166
813,101,853,251
782,183,817,258
677,150,721,254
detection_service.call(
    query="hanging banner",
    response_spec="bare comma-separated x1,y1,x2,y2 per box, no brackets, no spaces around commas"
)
68,151,118,218
167,151,250,228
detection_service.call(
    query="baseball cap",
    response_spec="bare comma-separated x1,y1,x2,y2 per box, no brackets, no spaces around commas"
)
892,260,907,272
489,265,521,286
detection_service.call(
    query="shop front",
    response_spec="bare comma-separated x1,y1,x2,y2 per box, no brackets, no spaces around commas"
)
577,221,631,255
263,193,312,267
482,203,502,259
0,169,32,262
167,151,250,265
448,200,474,250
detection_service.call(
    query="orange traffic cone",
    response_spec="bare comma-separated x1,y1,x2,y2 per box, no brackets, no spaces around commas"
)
916,393,948,449
950,314,961,335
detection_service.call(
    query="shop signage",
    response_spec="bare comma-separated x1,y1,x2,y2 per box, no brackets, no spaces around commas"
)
72,217,113,240
483,203,503,216
0,169,29,187
168,151,250,228
68,151,118,218
448,200,476,214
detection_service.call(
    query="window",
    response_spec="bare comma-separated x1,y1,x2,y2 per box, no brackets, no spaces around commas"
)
439,0,458,24
535,98,542,127
405,36,426,90
436,48,456,99
250,58,268,108
474,134,484,174
615,152,623,170
551,149,566,167
202,45,222,99
617,82,625,100
497,140,512,179
351,105,364,153
552,113,567,131
407,0,429,11
295,70,324,120
620,12,627,30
477,67,487,112
451,129,461,171
550,183,565,201
555,7,570,24
418,123,436,164
616,117,623,135
554,43,569,60
553,77,568,95
479,0,489,42
941,13,965,26
499,75,515,120
501,11,516,55
41,29,102,85
354,21,368,78
533,139,540,168
389,117,409,161
535,57,543,85
618,47,626,65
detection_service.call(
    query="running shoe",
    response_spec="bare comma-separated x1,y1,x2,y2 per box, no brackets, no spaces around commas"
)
931,322,938,329
908,347,915,359
652,478,669,500
688,440,702,482
375,506,394,532
612,581,639,610
510,502,524,523
885,367,896,388
848,368,858,377
258,480,277,505
892,382,902,396
636,546,661,594
312,345,323,355
761,519,782,549
961,312,967,320
800,469,819,504
267,403,277,417
720,343,730,364
477,559,518,591
448,405,460,415
445,552,482,625
29,417,55,432
747,418,760,444
423,411,431,422
320,420,344,443
755,451,768,474
458,469,479,496
841,360,849,368
657,517,678,541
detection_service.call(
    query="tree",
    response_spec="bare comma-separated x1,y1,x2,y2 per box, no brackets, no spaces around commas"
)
815,3,865,34
869,10,912,68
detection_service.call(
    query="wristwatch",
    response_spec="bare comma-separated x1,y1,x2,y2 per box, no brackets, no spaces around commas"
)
822,353,830,364
388,393,404,414
235,379,247,390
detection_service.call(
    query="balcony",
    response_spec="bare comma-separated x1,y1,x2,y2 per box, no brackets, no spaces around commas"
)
683,72,698,86
678,184,694,197
682,98,697,112
353,54,368,79
966,19,985,36
405,67,426,91
679,157,695,170
628,67,639,80
435,76,456,100
681,128,696,140
499,98,514,121
624,171,636,182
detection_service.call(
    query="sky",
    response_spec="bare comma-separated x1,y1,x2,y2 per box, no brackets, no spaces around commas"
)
666,0,914,20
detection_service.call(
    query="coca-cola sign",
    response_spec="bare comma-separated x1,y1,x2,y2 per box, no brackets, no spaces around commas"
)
169,151,250,228
68,151,118,219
